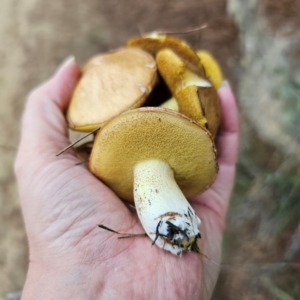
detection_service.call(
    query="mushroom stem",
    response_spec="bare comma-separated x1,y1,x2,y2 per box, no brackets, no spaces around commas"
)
160,97,179,111
133,159,201,256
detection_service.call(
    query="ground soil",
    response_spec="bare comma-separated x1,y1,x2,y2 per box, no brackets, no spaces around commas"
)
260,0,300,34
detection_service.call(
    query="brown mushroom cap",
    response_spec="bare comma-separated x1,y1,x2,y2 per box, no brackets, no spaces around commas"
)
90,107,218,202
126,33,205,77
197,86,221,138
67,47,157,132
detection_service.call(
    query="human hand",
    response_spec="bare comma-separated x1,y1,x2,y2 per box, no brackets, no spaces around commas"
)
15,57,239,300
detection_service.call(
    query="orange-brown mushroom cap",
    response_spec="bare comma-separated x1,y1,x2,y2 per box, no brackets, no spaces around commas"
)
90,107,218,202
67,47,157,132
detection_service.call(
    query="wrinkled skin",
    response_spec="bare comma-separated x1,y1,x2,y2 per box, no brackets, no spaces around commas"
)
15,58,239,300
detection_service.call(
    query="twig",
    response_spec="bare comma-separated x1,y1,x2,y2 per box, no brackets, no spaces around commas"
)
75,160,89,166
157,24,208,35
98,224,147,239
56,127,100,157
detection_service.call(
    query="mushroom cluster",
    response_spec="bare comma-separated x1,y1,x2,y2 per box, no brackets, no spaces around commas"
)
66,32,223,256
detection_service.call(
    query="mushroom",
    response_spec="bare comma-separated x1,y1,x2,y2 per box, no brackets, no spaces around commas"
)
157,48,221,138
90,107,218,255
67,47,157,132
74,141,94,162
196,50,223,89
126,32,205,78
160,96,179,111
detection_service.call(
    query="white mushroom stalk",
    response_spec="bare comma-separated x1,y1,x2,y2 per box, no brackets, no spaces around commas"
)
134,159,201,256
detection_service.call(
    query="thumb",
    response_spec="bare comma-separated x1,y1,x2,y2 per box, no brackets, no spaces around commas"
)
16,57,81,167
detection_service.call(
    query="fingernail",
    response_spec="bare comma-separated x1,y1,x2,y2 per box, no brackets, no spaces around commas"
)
56,55,76,73
219,80,231,89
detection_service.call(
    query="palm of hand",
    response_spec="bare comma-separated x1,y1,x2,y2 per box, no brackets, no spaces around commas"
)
16,59,238,300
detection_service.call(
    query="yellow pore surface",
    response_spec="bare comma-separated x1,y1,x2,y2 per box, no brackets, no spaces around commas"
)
175,85,207,126
90,107,218,202
156,48,186,93
197,50,223,89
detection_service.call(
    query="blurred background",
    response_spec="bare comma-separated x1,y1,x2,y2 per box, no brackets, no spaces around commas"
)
0,0,299,299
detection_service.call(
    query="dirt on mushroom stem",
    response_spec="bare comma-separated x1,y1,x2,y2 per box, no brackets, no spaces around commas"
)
134,159,202,256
